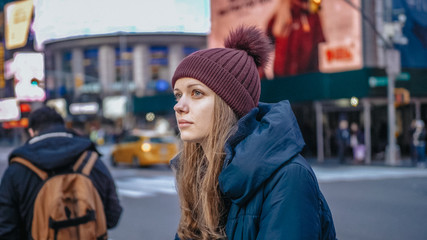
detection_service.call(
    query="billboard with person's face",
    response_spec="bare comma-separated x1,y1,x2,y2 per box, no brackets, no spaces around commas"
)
210,0,363,78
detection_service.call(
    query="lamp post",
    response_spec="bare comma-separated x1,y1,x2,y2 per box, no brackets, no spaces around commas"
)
343,0,406,165
383,0,407,165
385,49,400,165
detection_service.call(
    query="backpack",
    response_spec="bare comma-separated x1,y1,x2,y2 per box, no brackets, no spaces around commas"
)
11,150,108,240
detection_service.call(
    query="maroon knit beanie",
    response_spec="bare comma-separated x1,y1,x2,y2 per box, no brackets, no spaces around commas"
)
172,25,272,118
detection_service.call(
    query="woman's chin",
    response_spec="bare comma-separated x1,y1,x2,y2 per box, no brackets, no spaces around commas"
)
180,135,203,144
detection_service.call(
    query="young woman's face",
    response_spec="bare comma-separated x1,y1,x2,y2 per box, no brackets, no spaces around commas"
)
173,78,215,143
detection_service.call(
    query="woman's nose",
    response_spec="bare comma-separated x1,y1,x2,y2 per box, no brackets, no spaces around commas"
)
174,98,188,113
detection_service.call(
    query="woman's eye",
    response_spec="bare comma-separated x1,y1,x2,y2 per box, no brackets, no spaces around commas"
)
174,93,182,101
192,90,203,97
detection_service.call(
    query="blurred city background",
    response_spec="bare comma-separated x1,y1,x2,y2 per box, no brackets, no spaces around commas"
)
0,0,426,239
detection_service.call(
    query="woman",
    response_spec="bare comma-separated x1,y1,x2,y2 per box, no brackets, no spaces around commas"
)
266,0,325,76
171,26,336,240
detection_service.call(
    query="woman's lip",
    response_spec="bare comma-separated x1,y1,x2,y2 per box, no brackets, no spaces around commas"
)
178,120,193,128
178,122,192,128
178,119,193,124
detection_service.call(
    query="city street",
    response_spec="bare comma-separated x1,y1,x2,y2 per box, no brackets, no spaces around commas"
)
0,0,426,239
1,145,427,240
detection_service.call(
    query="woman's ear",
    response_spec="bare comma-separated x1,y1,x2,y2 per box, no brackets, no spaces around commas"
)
28,128,35,137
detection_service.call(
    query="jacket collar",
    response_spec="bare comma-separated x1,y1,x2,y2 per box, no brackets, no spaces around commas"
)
219,101,305,205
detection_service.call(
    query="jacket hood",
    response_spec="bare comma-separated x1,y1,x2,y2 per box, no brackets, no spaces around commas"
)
8,125,97,170
219,101,305,206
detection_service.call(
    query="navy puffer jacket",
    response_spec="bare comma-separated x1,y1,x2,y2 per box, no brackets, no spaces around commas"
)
174,101,336,240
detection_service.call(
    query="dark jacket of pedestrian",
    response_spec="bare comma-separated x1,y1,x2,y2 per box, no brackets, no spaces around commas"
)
0,108,122,239
173,101,336,240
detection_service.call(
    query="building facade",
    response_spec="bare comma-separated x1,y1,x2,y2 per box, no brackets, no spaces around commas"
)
43,33,206,135
37,0,427,164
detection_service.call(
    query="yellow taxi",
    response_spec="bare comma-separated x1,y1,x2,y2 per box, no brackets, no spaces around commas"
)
111,130,179,167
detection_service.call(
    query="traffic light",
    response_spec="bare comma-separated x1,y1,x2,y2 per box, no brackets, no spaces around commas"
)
17,102,31,128
20,103,31,113
394,88,410,107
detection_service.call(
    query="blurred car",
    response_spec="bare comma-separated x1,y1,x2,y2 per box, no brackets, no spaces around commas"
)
111,130,179,167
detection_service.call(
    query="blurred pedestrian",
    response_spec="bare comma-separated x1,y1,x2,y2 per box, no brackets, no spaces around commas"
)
378,121,388,157
412,119,426,168
409,119,417,166
350,122,365,163
0,106,122,239
336,119,350,164
171,26,336,240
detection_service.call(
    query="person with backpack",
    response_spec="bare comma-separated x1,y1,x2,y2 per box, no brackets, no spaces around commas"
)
171,25,336,240
0,106,122,239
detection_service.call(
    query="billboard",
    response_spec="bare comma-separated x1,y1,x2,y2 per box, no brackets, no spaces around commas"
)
4,0,33,50
0,98,20,122
9,52,46,102
103,95,127,120
32,0,210,49
210,0,363,77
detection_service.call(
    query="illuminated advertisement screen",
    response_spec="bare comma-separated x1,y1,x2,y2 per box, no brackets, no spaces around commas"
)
33,0,210,48
209,0,363,77
11,52,46,102
0,98,20,122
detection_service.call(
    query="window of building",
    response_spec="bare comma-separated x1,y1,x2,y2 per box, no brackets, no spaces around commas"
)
148,46,169,93
61,51,73,96
183,46,199,57
84,48,99,84
150,46,169,80
63,51,72,73
115,46,133,83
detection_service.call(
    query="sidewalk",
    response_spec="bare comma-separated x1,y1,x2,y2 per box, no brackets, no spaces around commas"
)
2,144,427,183
308,157,427,183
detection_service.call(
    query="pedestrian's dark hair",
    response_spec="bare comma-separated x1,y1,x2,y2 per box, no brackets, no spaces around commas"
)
28,106,64,132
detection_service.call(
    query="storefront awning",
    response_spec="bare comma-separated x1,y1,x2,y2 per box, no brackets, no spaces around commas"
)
261,68,427,103
133,94,175,115
132,68,427,114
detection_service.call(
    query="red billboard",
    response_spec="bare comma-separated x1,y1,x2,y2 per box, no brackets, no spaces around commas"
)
210,0,363,78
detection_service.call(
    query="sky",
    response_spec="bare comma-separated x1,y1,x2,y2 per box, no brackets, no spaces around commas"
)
32,0,210,47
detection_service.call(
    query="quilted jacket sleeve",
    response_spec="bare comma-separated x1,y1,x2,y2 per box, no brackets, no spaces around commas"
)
257,162,321,240
90,158,123,229
0,167,26,239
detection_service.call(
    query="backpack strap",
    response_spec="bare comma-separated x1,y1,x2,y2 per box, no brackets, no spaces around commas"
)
10,157,48,180
72,150,98,176
72,151,88,172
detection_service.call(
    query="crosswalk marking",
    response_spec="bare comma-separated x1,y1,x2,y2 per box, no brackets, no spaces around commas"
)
115,167,427,198
115,176,177,198
118,189,154,198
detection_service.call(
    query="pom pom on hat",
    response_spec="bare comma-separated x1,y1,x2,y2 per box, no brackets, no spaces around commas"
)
224,25,272,68
172,25,272,118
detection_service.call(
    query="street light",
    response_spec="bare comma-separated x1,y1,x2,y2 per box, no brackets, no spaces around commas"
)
383,0,407,166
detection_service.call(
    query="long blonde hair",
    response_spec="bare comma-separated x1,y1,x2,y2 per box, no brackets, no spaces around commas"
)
176,95,238,240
